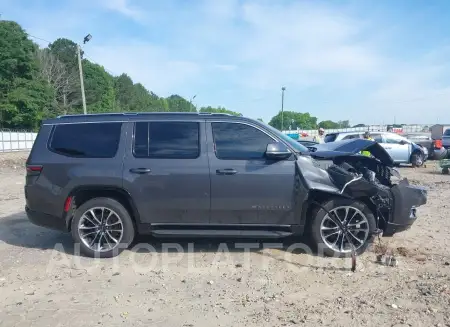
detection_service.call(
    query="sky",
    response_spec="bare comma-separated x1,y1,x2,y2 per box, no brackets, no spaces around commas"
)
2,0,450,124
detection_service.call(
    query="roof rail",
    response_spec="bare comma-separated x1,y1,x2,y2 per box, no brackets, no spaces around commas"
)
57,112,239,119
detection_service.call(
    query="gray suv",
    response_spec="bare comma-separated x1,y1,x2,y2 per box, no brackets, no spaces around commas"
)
25,113,427,258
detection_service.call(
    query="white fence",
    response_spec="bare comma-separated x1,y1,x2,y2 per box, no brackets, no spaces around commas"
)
0,130,37,152
283,124,431,138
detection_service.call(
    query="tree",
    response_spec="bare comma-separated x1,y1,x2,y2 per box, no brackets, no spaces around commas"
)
0,21,54,129
82,61,116,113
166,94,192,112
337,120,350,128
257,118,264,122
199,106,241,116
318,120,340,129
48,38,79,71
114,74,134,111
268,111,318,130
35,48,79,115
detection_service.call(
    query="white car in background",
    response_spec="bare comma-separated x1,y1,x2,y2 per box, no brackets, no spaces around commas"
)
324,131,428,167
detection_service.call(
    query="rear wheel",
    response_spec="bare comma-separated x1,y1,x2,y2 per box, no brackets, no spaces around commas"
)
71,197,135,258
310,198,376,257
411,152,424,167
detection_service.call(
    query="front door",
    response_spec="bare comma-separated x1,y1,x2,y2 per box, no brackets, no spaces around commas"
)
381,134,410,162
207,121,296,225
122,120,210,224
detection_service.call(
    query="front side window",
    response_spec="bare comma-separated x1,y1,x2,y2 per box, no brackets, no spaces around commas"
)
49,122,122,158
384,134,405,144
371,134,382,142
133,122,200,159
212,122,274,160
342,134,360,140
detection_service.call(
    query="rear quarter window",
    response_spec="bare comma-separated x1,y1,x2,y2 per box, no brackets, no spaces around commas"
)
49,122,122,158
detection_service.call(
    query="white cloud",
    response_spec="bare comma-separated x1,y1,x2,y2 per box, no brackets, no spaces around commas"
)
7,0,450,123
99,0,145,21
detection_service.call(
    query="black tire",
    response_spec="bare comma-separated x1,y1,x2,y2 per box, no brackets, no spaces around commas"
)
411,152,424,167
309,198,376,257
71,197,135,258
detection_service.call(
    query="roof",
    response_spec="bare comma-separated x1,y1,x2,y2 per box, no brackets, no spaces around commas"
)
43,112,253,125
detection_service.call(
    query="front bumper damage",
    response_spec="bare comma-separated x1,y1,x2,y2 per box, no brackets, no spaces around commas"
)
299,139,428,237
384,179,427,235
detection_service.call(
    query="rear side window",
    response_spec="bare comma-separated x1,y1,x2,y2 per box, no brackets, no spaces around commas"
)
212,122,273,160
324,134,337,143
444,129,450,136
49,123,122,158
134,122,200,159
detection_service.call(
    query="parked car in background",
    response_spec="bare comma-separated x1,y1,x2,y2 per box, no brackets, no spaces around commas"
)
431,124,450,151
403,132,447,160
443,128,450,149
324,131,428,167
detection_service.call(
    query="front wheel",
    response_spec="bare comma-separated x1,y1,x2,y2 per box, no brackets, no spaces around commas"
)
310,198,376,257
71,197,135,258
411,152,424,167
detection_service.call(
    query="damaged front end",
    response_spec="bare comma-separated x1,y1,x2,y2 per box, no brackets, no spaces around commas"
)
301,139,427,237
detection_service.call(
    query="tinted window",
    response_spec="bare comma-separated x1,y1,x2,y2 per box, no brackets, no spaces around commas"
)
49,123,122,158
212,123,273,160
324,134,337,143
342,134,361,140
134,122,199,159
444,129,450,136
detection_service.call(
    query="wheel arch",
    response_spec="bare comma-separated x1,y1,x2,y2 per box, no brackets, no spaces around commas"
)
66,186,140,231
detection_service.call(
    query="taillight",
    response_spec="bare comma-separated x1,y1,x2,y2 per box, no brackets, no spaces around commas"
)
26,165,43,175
64,196,73,212
434,140,442,149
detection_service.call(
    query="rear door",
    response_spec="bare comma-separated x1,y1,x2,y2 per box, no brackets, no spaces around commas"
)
122,120,210,224
206,121,296,225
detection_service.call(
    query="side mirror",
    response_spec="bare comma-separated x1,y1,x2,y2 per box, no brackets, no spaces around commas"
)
265,142,291,160
399,140,408,145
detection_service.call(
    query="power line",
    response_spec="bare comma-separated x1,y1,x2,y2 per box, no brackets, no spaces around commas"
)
27,34,52,45
83,55,116,76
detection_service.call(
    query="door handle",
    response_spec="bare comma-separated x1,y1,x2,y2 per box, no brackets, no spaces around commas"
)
216,169,237,175
129,168,152,174
385,147,392,149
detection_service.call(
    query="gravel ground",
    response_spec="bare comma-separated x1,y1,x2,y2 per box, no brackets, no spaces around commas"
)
0,152,449,327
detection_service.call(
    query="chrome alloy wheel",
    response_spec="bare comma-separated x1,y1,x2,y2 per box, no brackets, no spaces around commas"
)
77,207,124,252
319,206,370,253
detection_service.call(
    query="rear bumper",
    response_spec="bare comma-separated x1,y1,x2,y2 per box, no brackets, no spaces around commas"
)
25,206,68,232
383,180,427,236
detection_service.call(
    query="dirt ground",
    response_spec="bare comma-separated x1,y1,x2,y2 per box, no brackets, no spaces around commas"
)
1,152,449,327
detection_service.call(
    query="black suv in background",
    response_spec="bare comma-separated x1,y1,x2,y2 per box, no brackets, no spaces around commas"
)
25,113,427,258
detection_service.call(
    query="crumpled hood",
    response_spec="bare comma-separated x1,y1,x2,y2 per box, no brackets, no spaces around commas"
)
308,139,394,167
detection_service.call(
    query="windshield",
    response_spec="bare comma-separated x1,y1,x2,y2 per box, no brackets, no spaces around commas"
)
324,133,338,143
262,123,309,153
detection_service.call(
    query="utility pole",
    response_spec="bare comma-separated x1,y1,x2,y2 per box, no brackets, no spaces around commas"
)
281,87,286,131
78,34,92,115
189,95,197,112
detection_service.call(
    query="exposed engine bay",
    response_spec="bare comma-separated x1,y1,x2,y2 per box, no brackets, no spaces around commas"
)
298,139,428,236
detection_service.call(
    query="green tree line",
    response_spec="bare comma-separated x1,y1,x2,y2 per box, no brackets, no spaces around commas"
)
1,20,357,131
